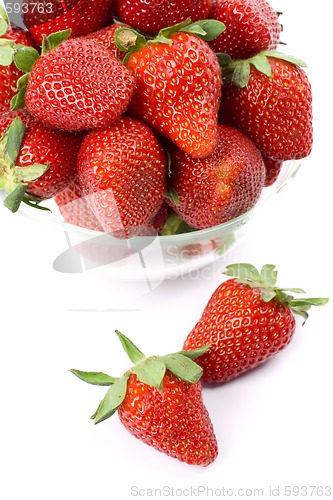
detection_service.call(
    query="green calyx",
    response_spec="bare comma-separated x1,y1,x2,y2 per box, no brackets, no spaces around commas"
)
70,330,210,425
0,28,71,111
115,18,225,64
217,50,307,89
161,211,197,236
0,6,9,37
223,263,329,323
0,118,50,212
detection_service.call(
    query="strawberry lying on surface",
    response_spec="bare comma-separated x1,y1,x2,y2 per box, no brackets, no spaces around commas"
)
209,0,281,60
78,116,167,237
22,0,114,45
115,0,212,35
166,124,266,229
219,52,313,161
71,331,218,466
117,19,225,159
0,110,82,212
183,264,329,383
2,29,136,131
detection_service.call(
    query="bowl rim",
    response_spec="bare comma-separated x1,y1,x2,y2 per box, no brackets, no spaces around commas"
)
3,159,303,243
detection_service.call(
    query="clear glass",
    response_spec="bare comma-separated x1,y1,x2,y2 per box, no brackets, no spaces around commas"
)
2,160,302,282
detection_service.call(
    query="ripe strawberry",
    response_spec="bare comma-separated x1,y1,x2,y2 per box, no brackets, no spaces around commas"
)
115,0,212,36
4,31,136,131
82,22,129,60
0,8,36,113
183,264,328,383
220,52,313,161
54,177,104,231
77,116,167,237
22,0,114,45
0,109,82,212
166,124,266,229
209,0,281,60
263,156,283,187
71,331,218,466
118,20,224,158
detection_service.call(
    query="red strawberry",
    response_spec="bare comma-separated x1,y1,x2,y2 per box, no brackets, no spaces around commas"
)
71,331,218,466
220,52,313,161
77,116,167,237
263,156,283,187
82,22,129,60
115,0,212,36
119,20,224,158
54,176,104,231
209,0,281,60
10,33,135,131
166,124,266,229
0,9,37,113
0,109,82,212
183,264,328,383
22,0,114,45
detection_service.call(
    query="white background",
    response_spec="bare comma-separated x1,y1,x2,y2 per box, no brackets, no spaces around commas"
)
1,1,332,499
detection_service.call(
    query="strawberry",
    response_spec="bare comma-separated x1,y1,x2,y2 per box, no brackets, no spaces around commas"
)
22,0,114,45
0,109,82,212
263,156,283,187
115,0,212,36
71,331,218,466
219,52,313,161
117,19,225,158
183,264,328,383
54,177,104,231
82,22,129,60
77,116,167,237
0,7,37,113
166,124,266,229
209,0,281,60
1,30,136,131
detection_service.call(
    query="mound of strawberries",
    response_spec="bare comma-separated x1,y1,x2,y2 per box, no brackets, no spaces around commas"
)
0,0,313,237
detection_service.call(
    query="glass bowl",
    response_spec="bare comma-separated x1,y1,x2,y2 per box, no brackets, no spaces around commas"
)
2,159,302,282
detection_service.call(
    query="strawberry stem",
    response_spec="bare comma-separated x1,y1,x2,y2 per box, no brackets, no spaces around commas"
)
223,263,329,322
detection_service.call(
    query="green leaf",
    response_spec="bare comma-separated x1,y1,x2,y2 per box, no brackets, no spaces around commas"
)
132,358,166,390
261,50,307,68
13,45,39,73
3,183,27,212
0,18,8,37
275,287,306,294
251,54,272,77
177,345,211,359
41,29,71,54
260,264,278,286
168,187,179,205
16,73,30,90
0,5,9,24
0,39,14,66
115,330,146,364
94,373,130,424
289,297,329,308
158,18,192,40
70,369,118,386
260,288,277,303
216,52,234,69
161,212,183,236
22,197,51,211
231,61,251,88
181,20,226,41
224,263,261,282
12,163,49,183
161,353,203,383
0,117,26,168
10,86,27,110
